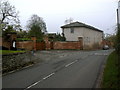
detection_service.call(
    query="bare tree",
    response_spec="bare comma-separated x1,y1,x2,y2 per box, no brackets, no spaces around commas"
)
0,0,20,30
64,17,74,24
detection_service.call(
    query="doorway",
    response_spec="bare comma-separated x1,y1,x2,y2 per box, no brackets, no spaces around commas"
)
78,37,83,50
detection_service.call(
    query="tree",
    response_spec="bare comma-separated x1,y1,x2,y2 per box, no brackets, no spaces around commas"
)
17,29,28,38
27,14,47,39
105,34,116,47
0,0,20,31
116,24,120,55
2,25,16,41
52,33,66,41
64,17,74,24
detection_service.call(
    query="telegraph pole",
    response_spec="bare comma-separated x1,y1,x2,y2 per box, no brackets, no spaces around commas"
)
117,8,120,44
117,9,119,30
116,2,120,54
117,8,120,51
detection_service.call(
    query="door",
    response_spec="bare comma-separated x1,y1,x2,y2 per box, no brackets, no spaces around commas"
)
78,37,83,50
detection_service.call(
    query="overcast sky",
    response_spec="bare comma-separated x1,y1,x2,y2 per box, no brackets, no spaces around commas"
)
8,0,118,34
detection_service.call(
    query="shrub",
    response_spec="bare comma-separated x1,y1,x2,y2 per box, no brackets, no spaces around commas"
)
16,38,31,41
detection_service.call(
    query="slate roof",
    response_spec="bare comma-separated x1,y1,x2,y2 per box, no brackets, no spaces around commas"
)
61,21,103,32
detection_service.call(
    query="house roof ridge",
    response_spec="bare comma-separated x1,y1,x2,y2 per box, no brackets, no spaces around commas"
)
61,21,103,32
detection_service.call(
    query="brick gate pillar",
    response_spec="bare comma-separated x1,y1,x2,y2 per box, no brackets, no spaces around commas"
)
44,36,51,50
31,36,37,51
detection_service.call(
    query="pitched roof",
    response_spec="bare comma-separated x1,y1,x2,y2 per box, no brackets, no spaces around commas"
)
61,21,103,32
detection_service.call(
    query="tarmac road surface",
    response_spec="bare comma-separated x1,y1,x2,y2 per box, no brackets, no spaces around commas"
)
2,49,113,89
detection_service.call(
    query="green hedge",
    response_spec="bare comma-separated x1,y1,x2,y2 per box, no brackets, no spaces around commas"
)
1,50,25,55
16,38,31,41
101,51,119,89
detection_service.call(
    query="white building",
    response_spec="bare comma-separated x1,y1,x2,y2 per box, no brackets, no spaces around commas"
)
61,21,104,49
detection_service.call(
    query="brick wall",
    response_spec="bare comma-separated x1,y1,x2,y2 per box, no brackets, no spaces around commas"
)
11,34,17,41
2,35,104,51
44,36,82,50
53,41,82,50
1,37,11,50
1,33,17,50
16,41,46,50
101,40,113,48
36,42,45,50
31,37,37,51
16,41,34,50
2,41,11,50
44,36,51,50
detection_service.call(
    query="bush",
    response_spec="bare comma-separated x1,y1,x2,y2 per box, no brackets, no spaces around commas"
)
36,38,44,42
115,43,120,55
101,51,119,89
16,38,31,41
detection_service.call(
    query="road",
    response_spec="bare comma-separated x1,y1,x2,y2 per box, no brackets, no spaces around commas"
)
2,50,113,89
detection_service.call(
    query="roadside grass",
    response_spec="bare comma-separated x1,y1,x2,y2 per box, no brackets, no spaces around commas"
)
101,51,119,89
0,50,25,55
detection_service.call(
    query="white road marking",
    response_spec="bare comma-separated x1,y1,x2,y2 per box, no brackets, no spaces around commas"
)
94,53,108,56
65,60,78,67
25,80,43,89
25,72,55,90
3,64,34,76
43,73,55,80
103,54,108,55
25,60,79,89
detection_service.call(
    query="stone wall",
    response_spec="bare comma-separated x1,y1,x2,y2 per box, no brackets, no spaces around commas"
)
2,52,39,73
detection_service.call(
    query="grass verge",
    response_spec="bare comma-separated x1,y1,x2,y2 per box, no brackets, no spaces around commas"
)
101,51,119,89
0,50,25,55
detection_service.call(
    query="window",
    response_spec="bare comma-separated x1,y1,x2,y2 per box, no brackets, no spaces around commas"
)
70,28,74,33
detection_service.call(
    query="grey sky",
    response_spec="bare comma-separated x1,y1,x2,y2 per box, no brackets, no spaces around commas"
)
9,0,118,34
